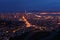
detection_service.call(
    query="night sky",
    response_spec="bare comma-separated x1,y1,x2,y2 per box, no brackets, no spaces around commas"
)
0,0,60,12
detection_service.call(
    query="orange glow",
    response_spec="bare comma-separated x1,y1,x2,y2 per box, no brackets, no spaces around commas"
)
40,13,48,14
13,28,20,33
22,16,31,27
13,30,16,33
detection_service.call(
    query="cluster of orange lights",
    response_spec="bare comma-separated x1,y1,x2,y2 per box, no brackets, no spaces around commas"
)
22,16,31,27
0,13,60,33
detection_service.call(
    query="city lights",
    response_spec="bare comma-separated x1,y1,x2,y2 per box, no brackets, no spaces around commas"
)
0,12,60,40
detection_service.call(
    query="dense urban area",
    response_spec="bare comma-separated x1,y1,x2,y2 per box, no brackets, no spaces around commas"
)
0,12,60,40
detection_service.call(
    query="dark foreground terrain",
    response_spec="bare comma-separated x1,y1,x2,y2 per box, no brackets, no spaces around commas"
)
9,31,60,40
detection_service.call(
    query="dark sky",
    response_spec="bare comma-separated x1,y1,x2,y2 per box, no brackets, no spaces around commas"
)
0,0,60,12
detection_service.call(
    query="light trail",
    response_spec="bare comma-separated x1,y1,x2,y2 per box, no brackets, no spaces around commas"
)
13,27,21,33
22,16,31,27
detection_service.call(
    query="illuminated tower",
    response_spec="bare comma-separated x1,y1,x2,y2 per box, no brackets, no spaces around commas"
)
25,9,26,14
